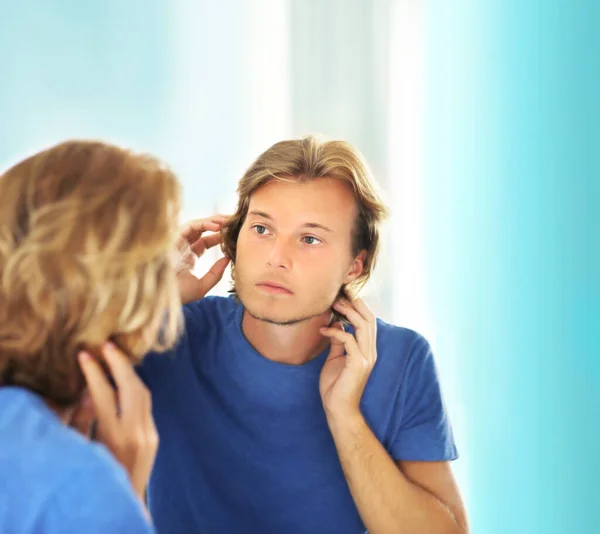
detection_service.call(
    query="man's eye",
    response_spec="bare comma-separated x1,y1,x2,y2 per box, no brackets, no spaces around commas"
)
302,236,321,245
253,225,268,235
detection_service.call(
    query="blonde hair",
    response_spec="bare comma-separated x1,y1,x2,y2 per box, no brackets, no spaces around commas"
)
0,140,182,406
221,135,389,299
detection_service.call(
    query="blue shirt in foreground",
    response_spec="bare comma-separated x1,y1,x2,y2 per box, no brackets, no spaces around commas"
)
0,386,153,534
138,296,458,534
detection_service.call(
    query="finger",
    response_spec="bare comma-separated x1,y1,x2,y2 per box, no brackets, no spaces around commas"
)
184,215,229,230
190,232,222,256
319,327,368,370
332,299,367,330
180,216,229,241
181,221,221,244
350,298,377,363
195,256,230,298
78,351,118,433
100,342,148,421
351,298,376,326
332,299,371,355
321,322,346,360
326,321,345,340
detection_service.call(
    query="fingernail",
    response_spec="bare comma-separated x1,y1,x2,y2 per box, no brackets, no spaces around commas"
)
104,341,116,351
78,351,91,363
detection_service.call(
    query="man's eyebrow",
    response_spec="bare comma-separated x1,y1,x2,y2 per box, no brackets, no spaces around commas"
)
248,210,273,220
248,210,334,233
302,222,333,233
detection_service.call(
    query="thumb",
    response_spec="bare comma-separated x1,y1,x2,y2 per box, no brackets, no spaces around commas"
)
195,256,230,298
325,322,346,361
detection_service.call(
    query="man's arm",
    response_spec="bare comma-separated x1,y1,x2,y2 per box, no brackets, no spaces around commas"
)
328,410,468,534
320,297,467,534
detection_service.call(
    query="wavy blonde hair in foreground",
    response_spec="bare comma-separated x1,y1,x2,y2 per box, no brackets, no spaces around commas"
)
0,140,182,406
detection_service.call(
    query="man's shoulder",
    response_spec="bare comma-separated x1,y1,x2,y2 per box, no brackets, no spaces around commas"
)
40,448,151,533
369,318,438,383
11,408,127,488
0,387,115,470
375,317,431,356
43,439,150,531
0,393,147,532
67,436,130,482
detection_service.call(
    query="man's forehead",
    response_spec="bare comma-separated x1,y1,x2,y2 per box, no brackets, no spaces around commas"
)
248,179,356,210
245,180,357,230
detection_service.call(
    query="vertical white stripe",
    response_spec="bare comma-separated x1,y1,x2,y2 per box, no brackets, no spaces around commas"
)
388,0,427,333
388,0,470,508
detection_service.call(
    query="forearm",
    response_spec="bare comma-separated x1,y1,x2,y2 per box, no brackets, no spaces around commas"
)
327,411,463,534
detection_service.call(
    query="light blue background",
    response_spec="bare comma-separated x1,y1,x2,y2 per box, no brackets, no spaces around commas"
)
426,1,599,532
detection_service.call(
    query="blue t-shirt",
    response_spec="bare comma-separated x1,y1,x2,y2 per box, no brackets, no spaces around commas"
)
138,296,457,534
0,386,153,534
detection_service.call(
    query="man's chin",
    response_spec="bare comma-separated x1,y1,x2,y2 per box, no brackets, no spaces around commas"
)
244,305,305,326
240,297,331,327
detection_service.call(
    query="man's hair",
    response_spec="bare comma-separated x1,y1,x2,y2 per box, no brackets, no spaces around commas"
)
221,135,389,298
0,140,182,406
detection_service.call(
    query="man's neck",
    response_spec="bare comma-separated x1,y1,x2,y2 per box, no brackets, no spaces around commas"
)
241,310,333,365
46,399,75,425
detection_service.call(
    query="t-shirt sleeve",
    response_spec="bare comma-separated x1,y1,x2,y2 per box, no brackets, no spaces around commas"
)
39,457,154,534
390,335,458,462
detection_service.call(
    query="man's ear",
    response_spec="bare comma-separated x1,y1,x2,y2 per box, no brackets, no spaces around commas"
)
344,250,367,285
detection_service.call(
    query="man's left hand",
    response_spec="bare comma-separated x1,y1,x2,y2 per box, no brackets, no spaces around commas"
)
319,297,377,419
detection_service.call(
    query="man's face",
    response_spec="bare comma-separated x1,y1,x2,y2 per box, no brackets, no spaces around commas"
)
234,178,364,325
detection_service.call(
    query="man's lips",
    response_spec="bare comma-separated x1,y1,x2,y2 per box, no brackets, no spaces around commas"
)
256,281,293,294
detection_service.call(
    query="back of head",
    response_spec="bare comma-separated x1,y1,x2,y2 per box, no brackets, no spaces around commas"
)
0,141,182,406
222,135,389,298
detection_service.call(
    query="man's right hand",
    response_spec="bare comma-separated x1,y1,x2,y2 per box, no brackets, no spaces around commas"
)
176,215,231,305
77,342,159,503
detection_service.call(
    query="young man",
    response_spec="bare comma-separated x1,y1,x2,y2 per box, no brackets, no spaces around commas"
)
138,136,468,534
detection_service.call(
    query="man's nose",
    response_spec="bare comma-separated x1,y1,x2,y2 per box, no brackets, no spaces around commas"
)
266,236,293,269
